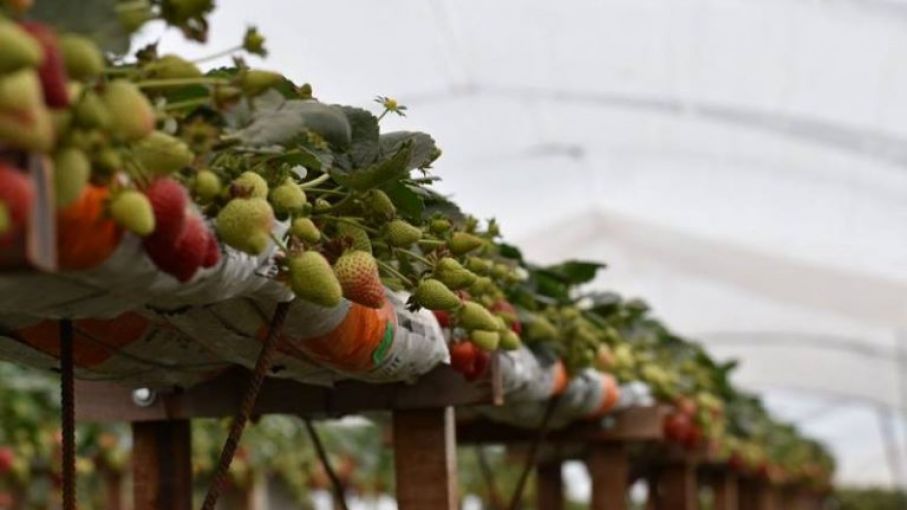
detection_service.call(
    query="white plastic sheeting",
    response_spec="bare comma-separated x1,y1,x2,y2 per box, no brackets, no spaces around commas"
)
138,0,907,487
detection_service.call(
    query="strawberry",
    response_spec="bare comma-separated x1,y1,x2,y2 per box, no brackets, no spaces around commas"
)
239,69,284,96
290,217,321,244
499,330,521,350
52,148,90,208
490,300,522,334
470,330,499,351
269,178,306,215
231,171,268,198
144,178,188,244
288,251,342,307
0,69,43,111
385,219,421,247
449,341,477,377
102,80,155,141
59,34,105,81
0,70,55,152
432,310,451,328
109,190,155,236
133,131,194,175
145,212,207,281
448,232,484,255
365,189,395,218
414,278,461,311
0,447,13,474
429,218,450,235
663,413,693,444
336,222,371,253
333,251,385,308
458,301,500,331
433,257,476,290
215,197,274,255
465,256,492,275
0,164,33,247
193,169,221,202
73,91,110,129
0,21,43,74
468,350,490,381
202,230,220,268
675,396,698,418
20,22,70,108
143,54,202,80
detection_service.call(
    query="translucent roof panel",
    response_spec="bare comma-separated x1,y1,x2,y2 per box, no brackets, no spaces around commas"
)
138,0,907,488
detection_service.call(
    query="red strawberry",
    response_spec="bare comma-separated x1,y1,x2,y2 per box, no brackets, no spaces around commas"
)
145,213,207,282
0,447,13,474
663,412,692,444
467,349,490,382
449,341,477,377
682,424,702,451
433,310,451,328
201,230,220,268
333,251,385,308
144,178,188,244
674,396,697,417
0,164,33,247
20,22,69,108
491,300,522,334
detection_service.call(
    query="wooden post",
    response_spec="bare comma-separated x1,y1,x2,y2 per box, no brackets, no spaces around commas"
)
588,444,629,510
536,461,564,510
656,463,697,510
132,420,192,510
102,469,124,510
393,407,458,510
710,471,738,510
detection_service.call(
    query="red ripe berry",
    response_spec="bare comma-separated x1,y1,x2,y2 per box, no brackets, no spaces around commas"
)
201,230,220,268
0,164,34,247
20,22,70,108
145,213,207,282
144,178,188,244
663,412,692,444
490,300,522,334
682,424,703,451
449,341,477,378
675,396,697,417
0,447,14,474
728,451,746,472
467,349,491,382
433,310,451,328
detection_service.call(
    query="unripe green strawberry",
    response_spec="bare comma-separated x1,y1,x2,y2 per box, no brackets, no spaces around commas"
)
468,276,495,297
193,170,221,202
465,256,492,275
94,147,122,173
386,219,421,247
434,257,477,290
118,0,153,32
333,250,385,308
313,198,331,212
429,218,450,235
471,330,500,352
337,222,372,253
133,131,194,175
73,91,110,129
0,69,43,111
239,70,284,96
448,232,484,255
366,189,395,218
269,179,306,215
291,217,321,243
51,109,73,137
102,80,155,141
231,171,268,199
216,197,275,255
109,190,155,236
414,278,461,311
459,302,500,331
499,330,521,351
288,251,342,307
492,263,511,280
526,315,558,342
0,104,54,152
52,148,90,207
143,54,202,80
0,21,44,74
162,0,213,23
59,34,104,81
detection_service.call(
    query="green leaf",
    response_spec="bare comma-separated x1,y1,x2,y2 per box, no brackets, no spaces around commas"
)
330,142,413,191
380,131,438,169
383,182,424,222
340,106,380,144
543,260,606,285
227,92,352,148
497,243,524,261
27,0,131,54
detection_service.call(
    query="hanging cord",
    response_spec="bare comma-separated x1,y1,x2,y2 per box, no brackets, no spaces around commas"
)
201,301,291,510
475,446,506,510
60,319,77,510
304,419,350,510
507,394,561,510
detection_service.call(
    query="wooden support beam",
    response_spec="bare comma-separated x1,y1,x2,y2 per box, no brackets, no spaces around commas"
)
655,463,697,510
132,420,192,510
710,471,738,510
76,363,502,423
536,461,564,510
588,443,629,510
393,407,459,510
102,469,124,510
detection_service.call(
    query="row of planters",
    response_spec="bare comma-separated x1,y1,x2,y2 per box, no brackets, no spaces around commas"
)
0,0,833,504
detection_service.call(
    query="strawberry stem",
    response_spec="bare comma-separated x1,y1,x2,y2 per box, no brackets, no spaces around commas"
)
397,249,433,266
376,260,412,286
269,232,289,253
163,97,212,111
318,215,379,234
300,173,332,189
136,77,230,89
193,46,244,64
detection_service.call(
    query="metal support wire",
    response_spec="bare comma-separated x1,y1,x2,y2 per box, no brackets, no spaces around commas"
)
508,394,561,510
304,419,350,510
201,301,291,510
